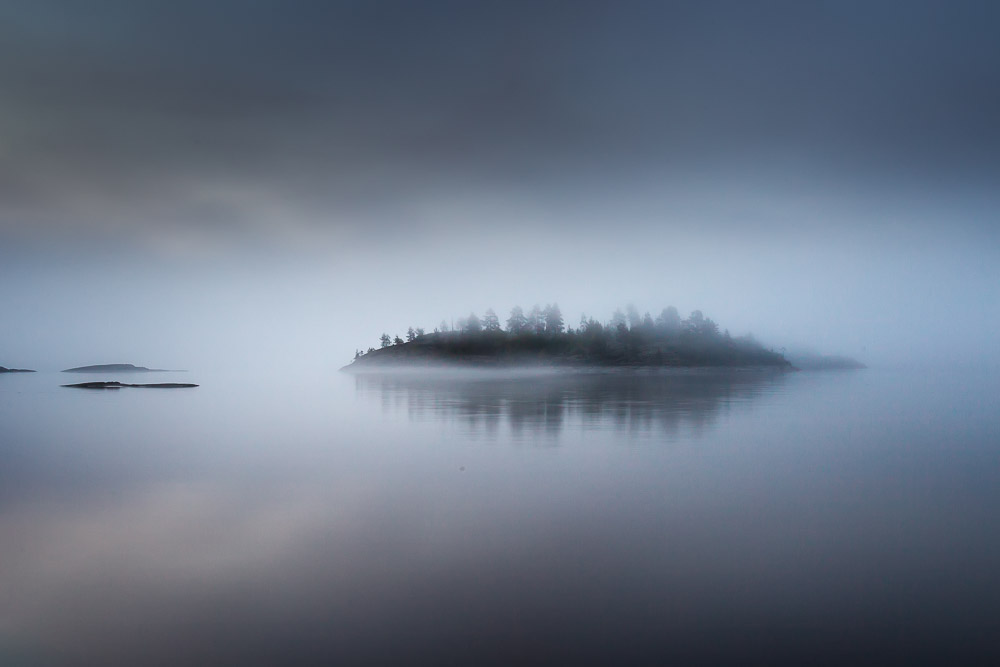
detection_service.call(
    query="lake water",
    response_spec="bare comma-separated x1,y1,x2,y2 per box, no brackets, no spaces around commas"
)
1,366,998,664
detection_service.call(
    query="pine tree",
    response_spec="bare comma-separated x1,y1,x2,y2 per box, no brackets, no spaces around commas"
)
507,306,527,333
656,306,681,333
528,305,544,334
543,303,564,334
482,308,501,332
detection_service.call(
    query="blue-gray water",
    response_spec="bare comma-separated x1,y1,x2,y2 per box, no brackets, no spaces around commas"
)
1,366,998,664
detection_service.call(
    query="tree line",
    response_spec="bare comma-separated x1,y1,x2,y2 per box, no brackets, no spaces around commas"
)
355,304,763,360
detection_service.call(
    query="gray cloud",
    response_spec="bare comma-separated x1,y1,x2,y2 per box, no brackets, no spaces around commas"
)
2,1,998,246
1,1,997,369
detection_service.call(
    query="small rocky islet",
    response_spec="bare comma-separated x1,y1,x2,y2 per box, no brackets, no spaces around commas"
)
62,363,172,373
6,362,197,387
62,381,199,389
59,363,197,389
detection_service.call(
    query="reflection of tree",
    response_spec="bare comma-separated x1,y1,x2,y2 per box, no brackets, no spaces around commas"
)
354,370,788,441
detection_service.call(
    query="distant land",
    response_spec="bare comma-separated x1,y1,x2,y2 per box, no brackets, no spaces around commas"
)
344,305,795,371
0,366,35,373
62,364,175,373
785,353,867,370
62,381,198,389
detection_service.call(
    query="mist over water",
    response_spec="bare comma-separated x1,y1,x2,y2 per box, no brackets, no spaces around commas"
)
2,366,1000,664
1,2,999,371
2,1,999,663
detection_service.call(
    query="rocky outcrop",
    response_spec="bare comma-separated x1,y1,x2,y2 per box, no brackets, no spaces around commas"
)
62,381,198,389
62,364,171,373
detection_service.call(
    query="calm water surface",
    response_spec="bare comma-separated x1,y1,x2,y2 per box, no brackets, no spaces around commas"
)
1,366,998,664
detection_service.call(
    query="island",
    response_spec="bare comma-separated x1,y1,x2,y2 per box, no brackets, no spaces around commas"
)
62,363,173,373
0,366,35,373
343,304,794,371
62,382,199,389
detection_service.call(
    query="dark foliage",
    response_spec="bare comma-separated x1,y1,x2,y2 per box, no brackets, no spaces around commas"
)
353,306,790,368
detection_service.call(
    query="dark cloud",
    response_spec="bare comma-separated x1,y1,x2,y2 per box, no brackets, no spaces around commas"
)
1,0,998,246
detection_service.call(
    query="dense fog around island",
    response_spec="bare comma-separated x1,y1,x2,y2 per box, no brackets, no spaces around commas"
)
4,7,1000,663
1,1,998,373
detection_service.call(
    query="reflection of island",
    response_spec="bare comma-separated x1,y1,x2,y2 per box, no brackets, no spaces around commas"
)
0,366,35,373
355,369,788,440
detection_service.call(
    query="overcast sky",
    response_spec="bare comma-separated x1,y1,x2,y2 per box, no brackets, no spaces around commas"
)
1,0,998,371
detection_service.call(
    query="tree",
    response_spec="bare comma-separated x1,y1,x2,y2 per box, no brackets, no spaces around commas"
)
684,310,718,337
406,327,417,342
528,305,544,334
610,308,627,330
464,312,482,333
543,303,564,334
439,319,450,332
507,306,527,333
483,308,501,332
393,335,404,346
656,306,681,333
626,303,641,330
581,317,603,335
380,333,391,348
415,327,425,338
685,310,705,334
